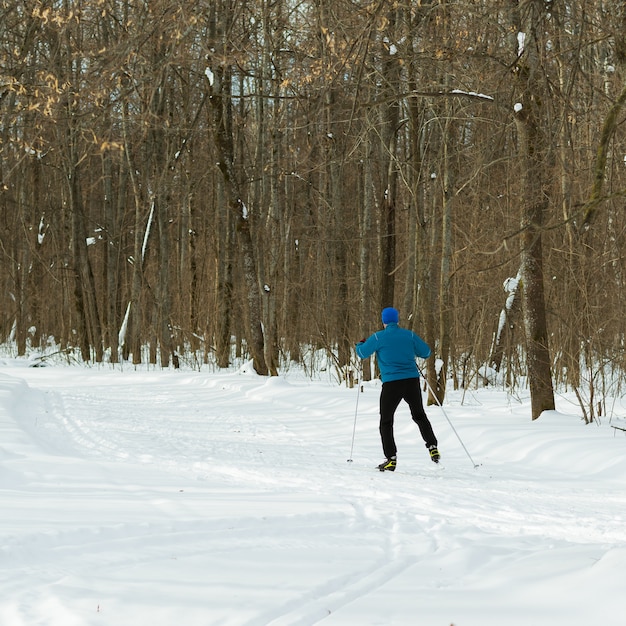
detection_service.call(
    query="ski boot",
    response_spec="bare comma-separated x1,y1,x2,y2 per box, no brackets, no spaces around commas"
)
378,457,397,472
428,445,440,464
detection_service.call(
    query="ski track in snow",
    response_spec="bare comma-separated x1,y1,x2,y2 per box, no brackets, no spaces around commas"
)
2,365,626,625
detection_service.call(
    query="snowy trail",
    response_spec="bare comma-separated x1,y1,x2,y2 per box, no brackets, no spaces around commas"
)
2,364,626,625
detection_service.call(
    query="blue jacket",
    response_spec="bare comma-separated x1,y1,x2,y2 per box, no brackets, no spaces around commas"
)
356,323,431,383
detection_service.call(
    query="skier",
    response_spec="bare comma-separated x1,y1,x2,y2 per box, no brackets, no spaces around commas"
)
356,307,440,471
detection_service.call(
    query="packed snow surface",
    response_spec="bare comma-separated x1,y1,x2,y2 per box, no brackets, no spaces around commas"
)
1,360,626,625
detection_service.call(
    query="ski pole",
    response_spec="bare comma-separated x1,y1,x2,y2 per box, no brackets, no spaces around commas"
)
418,365,480,469
347,364,361,462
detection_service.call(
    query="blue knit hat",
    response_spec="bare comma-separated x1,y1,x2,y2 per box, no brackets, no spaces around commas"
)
381,307,399,324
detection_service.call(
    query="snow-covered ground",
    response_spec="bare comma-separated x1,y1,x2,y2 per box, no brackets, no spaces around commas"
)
1,359,626,626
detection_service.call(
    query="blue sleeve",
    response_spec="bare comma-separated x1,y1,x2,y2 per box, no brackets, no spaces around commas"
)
356,333,379,359
412,333,431,359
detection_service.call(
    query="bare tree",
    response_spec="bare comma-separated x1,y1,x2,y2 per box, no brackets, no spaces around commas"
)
510,0,555,419
2,0,626,414
206,0,268,375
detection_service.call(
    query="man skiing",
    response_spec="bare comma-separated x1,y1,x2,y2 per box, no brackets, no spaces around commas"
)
356,307,440,471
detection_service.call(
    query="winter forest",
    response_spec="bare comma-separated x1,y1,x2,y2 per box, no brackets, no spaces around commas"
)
2,0,626,418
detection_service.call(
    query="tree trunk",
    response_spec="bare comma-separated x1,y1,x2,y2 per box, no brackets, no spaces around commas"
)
359,135,375,381
490,271,522,377
208,59,268,375
204,0,268,375
122,103,145,365
378,8,401,311
438,113,454,401
66,117,103,362
511,0,556,420
215,175,233,369
514,97,555,419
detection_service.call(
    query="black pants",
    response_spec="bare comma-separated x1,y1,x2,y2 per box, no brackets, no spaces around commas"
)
379,377,437,459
